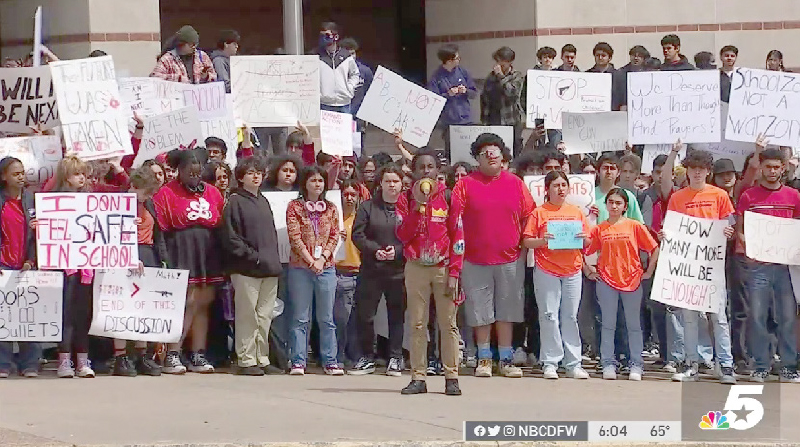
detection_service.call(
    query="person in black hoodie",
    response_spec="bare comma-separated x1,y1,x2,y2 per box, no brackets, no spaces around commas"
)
349,164,406,377
613,45,650,111
659,34,695,71
222,157,282,376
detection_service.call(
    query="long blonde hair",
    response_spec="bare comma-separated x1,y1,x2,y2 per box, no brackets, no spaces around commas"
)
52,156,90,192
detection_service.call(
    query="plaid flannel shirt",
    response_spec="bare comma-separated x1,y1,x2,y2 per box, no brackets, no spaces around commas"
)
480,69,524,126
150,49,217,84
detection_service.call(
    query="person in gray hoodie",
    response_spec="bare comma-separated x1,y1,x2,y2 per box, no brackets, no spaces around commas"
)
211,30,241,93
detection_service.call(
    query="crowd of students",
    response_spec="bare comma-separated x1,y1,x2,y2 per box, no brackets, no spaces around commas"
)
1,21,799,399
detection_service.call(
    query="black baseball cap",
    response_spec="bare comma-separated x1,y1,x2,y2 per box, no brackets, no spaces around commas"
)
712,158,736,174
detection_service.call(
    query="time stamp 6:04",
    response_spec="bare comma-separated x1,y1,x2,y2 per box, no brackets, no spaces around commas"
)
589,422,681,441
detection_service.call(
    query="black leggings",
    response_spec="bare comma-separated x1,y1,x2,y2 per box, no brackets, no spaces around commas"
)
59,274,93,354
356,272,406,360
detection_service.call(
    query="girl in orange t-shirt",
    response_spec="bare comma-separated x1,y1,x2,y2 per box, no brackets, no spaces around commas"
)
523,171,591,380
585,188,659,381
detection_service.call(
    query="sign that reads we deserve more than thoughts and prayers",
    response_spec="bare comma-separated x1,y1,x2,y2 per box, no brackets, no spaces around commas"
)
0,270,63,342
35,193,139,270
627,70,720,145
357,66,446,148
726,67,800,147
525,71,611,129
650,211,727,313
0,66,59,133
561,111,627,154
91,268,189,343
49,56,133,160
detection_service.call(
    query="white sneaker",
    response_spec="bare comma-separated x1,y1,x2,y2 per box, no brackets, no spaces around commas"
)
289,363,305,375
663,361,678,373
629,366,643,381
602,365,617,380
512,348,527,366
163,351,187,374
474,359,492,377
500,361,523,378
57,359,75,378
542,364,559,379
76,360,95,378
566,366,590,379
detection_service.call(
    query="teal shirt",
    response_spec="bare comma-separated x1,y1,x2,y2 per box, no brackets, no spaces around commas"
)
595,186,644,224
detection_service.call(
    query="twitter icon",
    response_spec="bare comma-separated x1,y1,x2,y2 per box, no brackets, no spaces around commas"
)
488,425,501,437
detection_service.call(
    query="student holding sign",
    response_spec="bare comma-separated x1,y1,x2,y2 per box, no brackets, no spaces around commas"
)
0,157,39,378
735,147,800,383
523,171,590,380
585,188,659,381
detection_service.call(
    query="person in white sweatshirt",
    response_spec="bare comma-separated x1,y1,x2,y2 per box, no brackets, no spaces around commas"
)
317,22,360,113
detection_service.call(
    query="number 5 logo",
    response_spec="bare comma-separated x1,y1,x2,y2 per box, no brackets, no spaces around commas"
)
723,385,764,430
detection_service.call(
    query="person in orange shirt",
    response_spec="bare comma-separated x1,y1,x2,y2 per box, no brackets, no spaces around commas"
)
585,188,659,381
523,171,591,380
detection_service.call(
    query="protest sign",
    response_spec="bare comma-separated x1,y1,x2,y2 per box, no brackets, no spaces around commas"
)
726,67,800,147
0,135,62,185
627,71,721,144
650,211,727,313
118,77,173,118
263,190,345,263
525,71,611,129
231,55,320,127
562,111,627,154
169,82,226,120
525,174,595,217
35,192,139,270
134,107,203,167
547,220,583,250
0,66,59,133
320,110,354,156
91,268,188,343
744,211,800,265
641,143,685,173
357,66,446,148
50,56,133,160
449,125,514,164
0,270,63,342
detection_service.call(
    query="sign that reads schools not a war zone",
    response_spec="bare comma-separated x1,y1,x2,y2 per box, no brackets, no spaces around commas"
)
650,211,727,313
627,71,721,144
91,268,188,343
49,56,133,160
35,193,139,270
0,66,59,133
357,66,446,148
525,71,611,130
0,270,63,342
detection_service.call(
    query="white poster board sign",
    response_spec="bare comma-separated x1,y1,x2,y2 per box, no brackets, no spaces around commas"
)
449,125,513,164
0,135,62,185
134,107,203,167
627,71,721,144
526,71,611,129
50,56,133,160
231,55,321,127
91,268,188,342
744,211,800,265
650,211,727,312
642,143,685,174
263,190,345,264
562,111,627,154
118,77,173,118
524,174,596,217
0,270,63,341
0,66,59,133
35,192,139,270
726,67,800,147
169,82,227,120
357,66,446,148
320,110,354,156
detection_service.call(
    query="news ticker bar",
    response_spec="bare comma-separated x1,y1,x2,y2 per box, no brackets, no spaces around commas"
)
464,421,682,442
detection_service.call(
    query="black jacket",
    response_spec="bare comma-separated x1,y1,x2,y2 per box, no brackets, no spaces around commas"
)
221,188,282,277
143,199,170,267
720,69,732,103
352,193,404,277
660,55,695,71
612,63,645,110
0,189,36,267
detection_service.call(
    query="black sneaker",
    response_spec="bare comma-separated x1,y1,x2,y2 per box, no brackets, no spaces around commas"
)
426,359,438,376
136,355,162,376
236,365,265,376
347,357,376,375
780,367,800,383
262,364,285,375
189,351,215,373
112,355,137,377
445,378,462,396
750,368,769,383
720,367,736,384
400,380,427,395
386,357,403,377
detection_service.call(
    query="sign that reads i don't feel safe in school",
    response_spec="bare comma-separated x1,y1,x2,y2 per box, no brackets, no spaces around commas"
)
35,193,139,270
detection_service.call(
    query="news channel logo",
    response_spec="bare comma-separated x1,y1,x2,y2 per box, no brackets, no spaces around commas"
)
683,383,780,442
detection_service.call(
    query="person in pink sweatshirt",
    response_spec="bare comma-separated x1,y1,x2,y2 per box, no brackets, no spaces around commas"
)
450,133,536,379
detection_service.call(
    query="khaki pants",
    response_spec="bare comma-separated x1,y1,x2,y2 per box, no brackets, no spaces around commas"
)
405,262,459,380
231,274,279,367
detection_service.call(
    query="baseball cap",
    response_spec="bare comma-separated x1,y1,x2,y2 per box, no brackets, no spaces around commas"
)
712,158,736,174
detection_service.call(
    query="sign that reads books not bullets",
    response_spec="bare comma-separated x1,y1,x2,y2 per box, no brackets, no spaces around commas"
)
526,71,611,129
0,270,63,342
650,211,727,313
35,193,139,270
91,268,188,343
0,66,59,133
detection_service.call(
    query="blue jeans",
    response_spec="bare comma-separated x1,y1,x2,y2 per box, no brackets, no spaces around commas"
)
650,300,686,363
683,305,734,368
746,261,798,370
334,273,358,364
287,267,338,367
596,280,644,368
534,269,583,369
0,342,41,372
321,104,351,114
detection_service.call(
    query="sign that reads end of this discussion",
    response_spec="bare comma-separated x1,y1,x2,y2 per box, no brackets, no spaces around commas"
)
0,270,64,342
35,193,139,270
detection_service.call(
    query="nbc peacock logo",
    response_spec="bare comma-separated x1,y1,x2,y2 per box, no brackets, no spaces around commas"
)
699,411,730,430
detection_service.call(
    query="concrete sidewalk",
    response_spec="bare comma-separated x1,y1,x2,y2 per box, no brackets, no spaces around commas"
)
0,366,798,446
